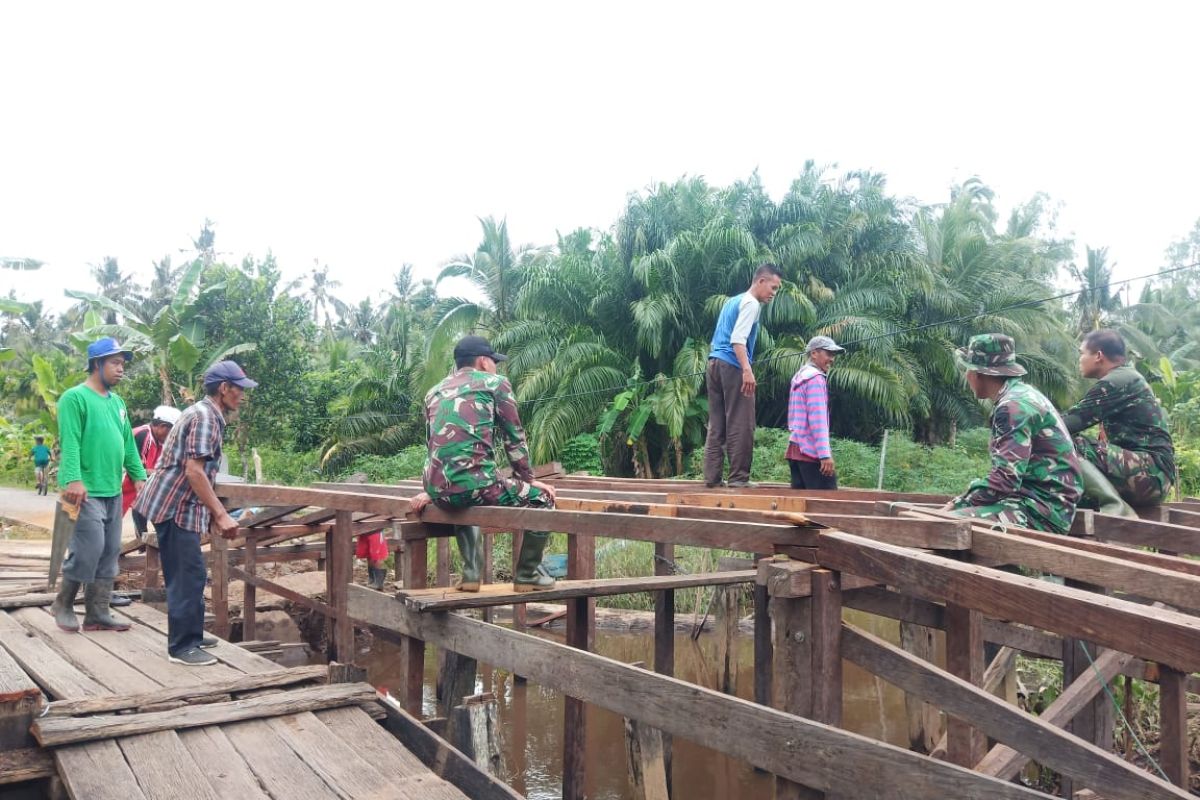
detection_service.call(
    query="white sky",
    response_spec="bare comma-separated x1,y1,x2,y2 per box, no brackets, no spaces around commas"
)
2,1,1197,314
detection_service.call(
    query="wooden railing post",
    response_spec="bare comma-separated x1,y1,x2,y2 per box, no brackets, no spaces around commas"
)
1160,665,1190,789
770,590,823,800
328,511,354,662
944,602,985,767
400,531,428,715
243,533,257,642
810,569,842,727
753,554,773,708
512,531,527,629
210,525,230,639
653,541,675,793
563,532,596,800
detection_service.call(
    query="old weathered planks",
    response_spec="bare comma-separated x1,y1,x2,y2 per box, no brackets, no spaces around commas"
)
33,682,378,746
399,570,757,611
350,585,1050,800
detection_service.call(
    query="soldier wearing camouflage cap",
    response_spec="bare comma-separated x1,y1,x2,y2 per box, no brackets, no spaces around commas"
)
1064,329,1175,507
944,334,1083,533
408,336,558,592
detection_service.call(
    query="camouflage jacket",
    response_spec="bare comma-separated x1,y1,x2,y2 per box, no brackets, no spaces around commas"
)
1062,365,1175,477
422,367,534,499
954,379,1083,532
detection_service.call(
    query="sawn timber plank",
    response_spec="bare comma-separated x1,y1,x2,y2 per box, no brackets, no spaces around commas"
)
176,726,272,800
116,730,220,800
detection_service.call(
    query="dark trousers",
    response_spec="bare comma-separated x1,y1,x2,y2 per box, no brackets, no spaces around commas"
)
154,519,207,655
789,458,838,490
704,358,756,485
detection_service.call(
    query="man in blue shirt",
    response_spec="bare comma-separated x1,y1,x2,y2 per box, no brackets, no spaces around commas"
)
704,263,783,487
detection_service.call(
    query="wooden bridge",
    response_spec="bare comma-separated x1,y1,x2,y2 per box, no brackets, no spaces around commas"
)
6,472,1200,798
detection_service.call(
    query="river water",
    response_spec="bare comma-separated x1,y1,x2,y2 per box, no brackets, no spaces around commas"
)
359,609,914,800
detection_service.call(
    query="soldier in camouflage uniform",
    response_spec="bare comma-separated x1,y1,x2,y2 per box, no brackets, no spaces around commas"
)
1064,329,1175,507
409,335,557,592
945,334,1083,534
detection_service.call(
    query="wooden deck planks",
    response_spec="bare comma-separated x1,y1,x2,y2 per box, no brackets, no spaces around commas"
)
316,705,431,777
117,730,221,800
54,739,149,800
116,602,278,675
223,717,362,799
12,607,150,694
271,710,400,798
177,726,272,800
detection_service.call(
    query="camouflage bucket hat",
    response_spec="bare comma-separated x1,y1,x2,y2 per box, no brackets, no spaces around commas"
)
956,334,1027,377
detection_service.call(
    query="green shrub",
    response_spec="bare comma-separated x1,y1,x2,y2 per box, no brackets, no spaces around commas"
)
253,446,323,486
558,433,603,475
334,446,428,484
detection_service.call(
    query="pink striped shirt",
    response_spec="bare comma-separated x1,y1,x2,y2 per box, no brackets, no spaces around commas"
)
787,364,832,460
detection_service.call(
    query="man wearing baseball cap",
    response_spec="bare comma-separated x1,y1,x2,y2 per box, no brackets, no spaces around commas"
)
409,335,558,593
786,335,845,489
51,338,147,634
134,360,256,665
122,405,183,536
944,334,1082,534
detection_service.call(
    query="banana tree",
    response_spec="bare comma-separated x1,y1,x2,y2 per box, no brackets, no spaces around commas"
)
65,260,255,403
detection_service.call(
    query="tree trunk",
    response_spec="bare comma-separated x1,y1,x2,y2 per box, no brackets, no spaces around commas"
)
158,362,174,405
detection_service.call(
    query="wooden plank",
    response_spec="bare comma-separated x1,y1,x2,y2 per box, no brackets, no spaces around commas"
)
319,705,429,776
244,534,258,640
401,536,428,715
176,726,272,799
840,623,1187,800
329,511,354,662
0,638,42,749
115,602,277,675
44,665,328,717
11,607,150,694
624,717,670,800
222,717,348,799
816,530,1200,671
33,683,377,746
399,570,757,611
668,492,809,511
944,602,985,767
810,569,842,727
0,745,55,784
269,710,396,797
55,739,149,800
759,559,877,598
1160,666,1189,789
970,528,1200,610
238,505,309,528
0,592,56,609
116,730,220,800
210,528,230,639
976,645,1134,780
349,586,1048,800
1084,513,1200,557
0,612,106,700
778,512,972,550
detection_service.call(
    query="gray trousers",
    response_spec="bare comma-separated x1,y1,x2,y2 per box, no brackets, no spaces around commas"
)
703,358,756,485
62,495,123,583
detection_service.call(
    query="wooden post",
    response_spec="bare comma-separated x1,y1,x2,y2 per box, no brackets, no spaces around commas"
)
210,525,230,640
511,674,529,796
653,541,675,792
1060,578,1114,800
567,532,596,648
437,537,451,588
440,651,479,719
624,717,669,800
810,569,842,727
400,535,428,715
944,602,985,767
512,531,527,629
243,533,257,642
771,593,823,800
563,595,590,800
482,532,495,624
1160,665,1189,789
329,511,354,663
449,694,506,777
753,555,772,708
143,537,162,592
900,619,940,753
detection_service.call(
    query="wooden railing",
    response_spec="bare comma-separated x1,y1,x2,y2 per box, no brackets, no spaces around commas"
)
149,478,1200,800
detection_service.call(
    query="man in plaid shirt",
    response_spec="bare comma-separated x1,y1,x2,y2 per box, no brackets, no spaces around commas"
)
134,361,257,666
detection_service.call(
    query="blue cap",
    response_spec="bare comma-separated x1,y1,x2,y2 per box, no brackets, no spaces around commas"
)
86,337,133,363
203,360,258,389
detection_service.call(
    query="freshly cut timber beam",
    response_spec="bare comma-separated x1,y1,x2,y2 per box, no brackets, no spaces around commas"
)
969,528,1200,610
975,645,1135,781
33,682,376,747
43,665,329,717
237,505,309,527
817,530,1200,672
348,586,1048,800
219,483,411,517
840,624,1184,800
1090,513,1200,556
771,511,971,550
398,571,757,612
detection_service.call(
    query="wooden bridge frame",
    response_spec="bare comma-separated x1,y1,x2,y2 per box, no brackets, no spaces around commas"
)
196,476,1200,800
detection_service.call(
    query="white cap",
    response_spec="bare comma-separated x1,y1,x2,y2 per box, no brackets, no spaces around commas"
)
152,405,182,425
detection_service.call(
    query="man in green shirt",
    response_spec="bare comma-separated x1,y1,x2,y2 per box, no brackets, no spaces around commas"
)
1064,329,1176,507
50,338,147,633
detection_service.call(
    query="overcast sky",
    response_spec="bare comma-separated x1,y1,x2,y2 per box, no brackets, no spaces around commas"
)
2,2,1197,314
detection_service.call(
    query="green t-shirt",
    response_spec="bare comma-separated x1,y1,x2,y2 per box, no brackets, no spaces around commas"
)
31,445,51,466
57,383,146,497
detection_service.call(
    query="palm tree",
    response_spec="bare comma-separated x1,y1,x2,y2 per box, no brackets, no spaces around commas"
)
421,216,549,392
66,259,254,403
1069,247,1122,335
309,263,346,329
89,257,141,324
320,345,417,472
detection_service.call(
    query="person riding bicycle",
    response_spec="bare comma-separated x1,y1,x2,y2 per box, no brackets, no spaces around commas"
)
31,436,52,495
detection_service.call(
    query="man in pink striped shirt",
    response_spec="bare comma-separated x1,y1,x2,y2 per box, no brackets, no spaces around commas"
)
786,335,844,489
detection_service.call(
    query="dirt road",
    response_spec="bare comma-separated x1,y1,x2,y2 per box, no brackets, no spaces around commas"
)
0,485,139,538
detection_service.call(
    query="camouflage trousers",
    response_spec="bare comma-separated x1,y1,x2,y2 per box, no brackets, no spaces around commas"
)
434,478,554,511
1073,435,1173,506
950,501,1064,534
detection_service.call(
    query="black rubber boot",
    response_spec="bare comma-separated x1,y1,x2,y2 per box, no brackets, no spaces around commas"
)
454,525,482,592
82,581,132,632
51,579,81,633
513,531,556,593
367,566,386,590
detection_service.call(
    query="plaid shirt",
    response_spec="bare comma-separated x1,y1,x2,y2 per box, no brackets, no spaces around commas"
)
133,397,225,534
